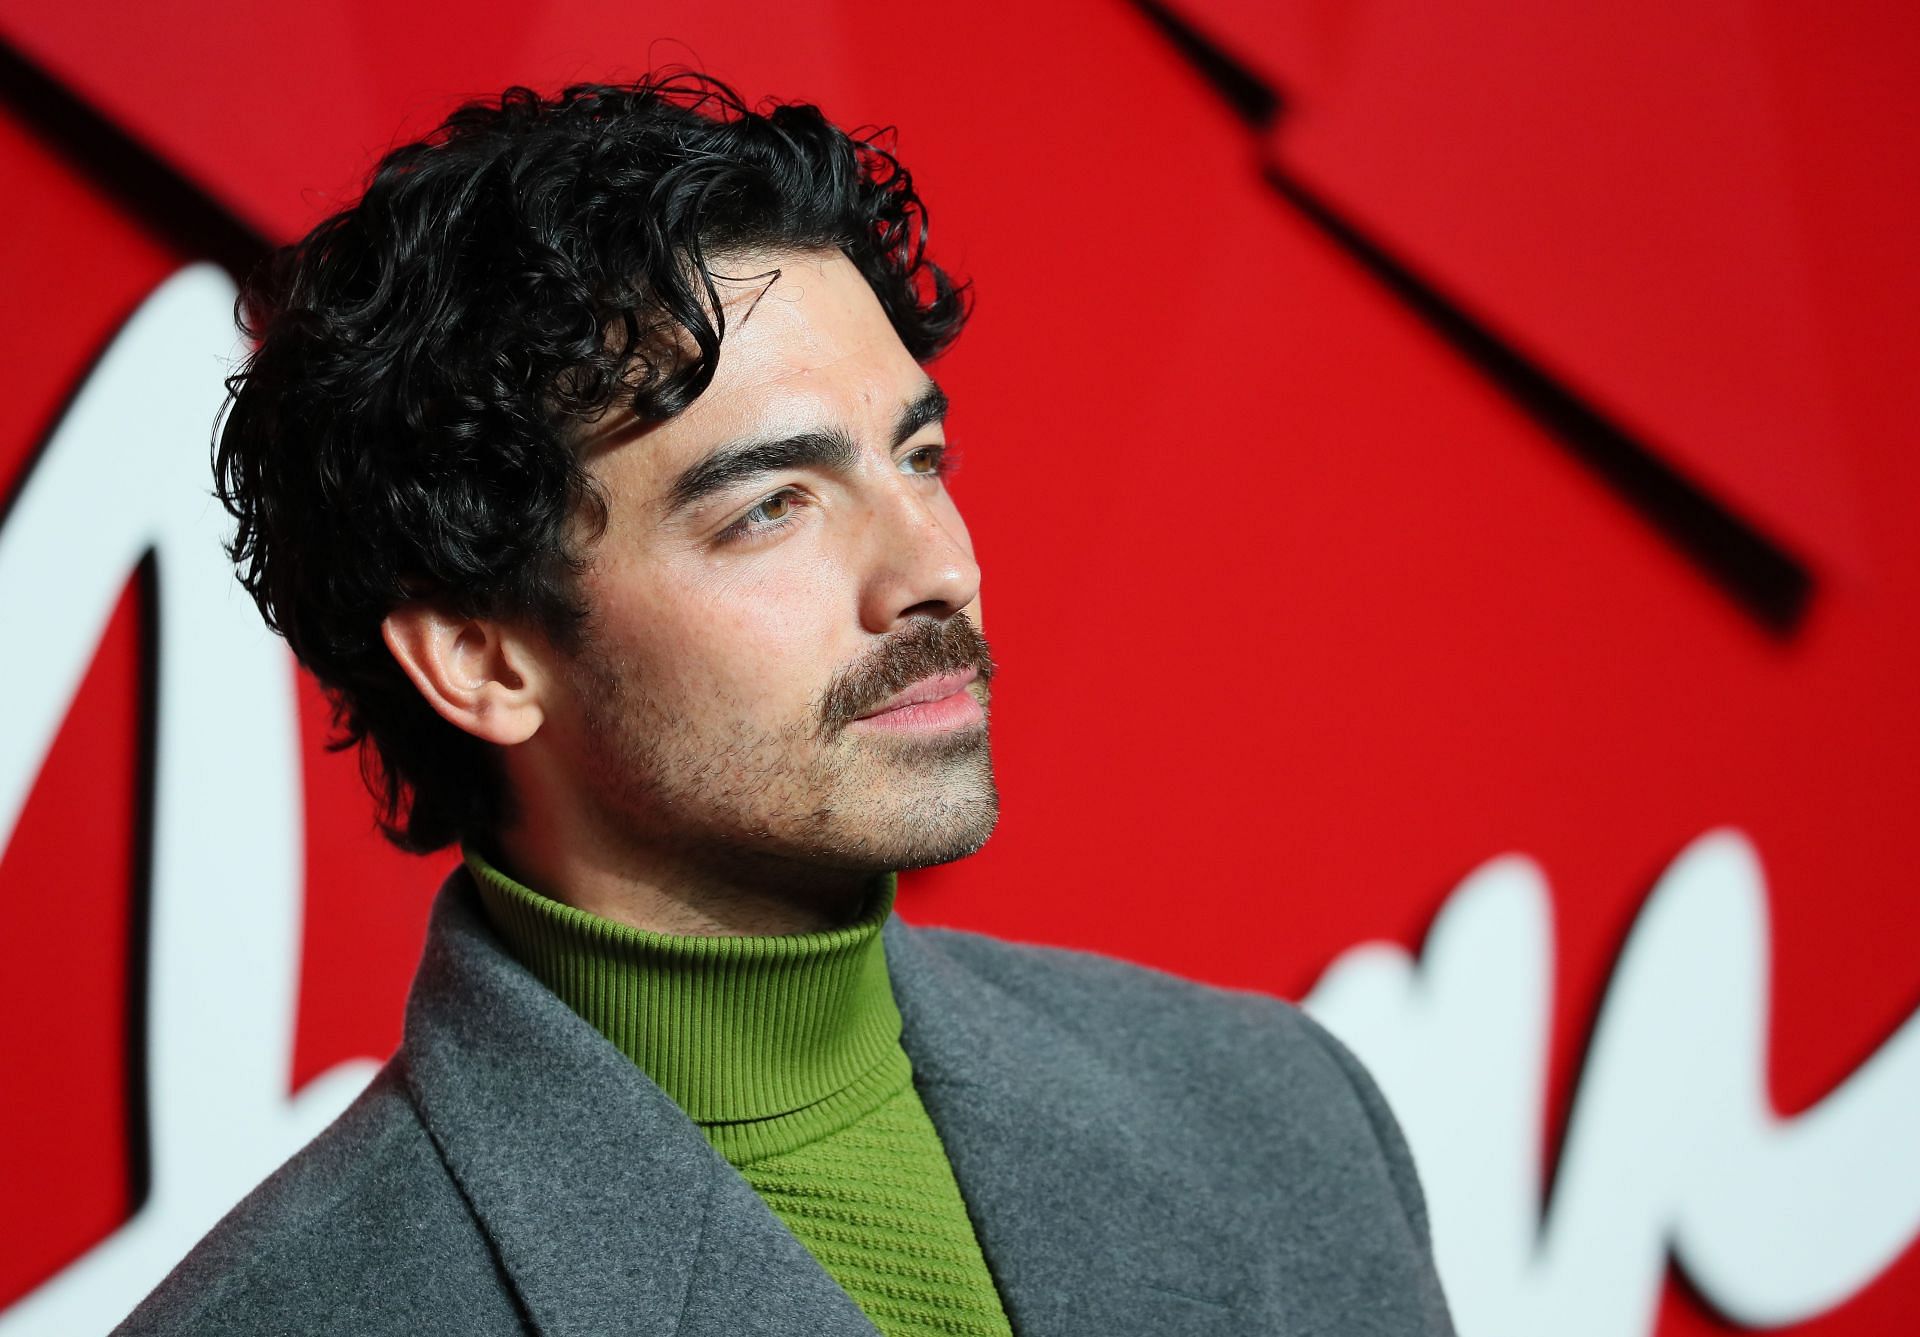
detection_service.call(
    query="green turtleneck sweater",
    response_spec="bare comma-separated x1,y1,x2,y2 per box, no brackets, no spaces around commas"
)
463,848,1015,1337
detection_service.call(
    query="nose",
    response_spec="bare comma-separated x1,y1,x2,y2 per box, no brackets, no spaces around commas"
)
856,475,981,635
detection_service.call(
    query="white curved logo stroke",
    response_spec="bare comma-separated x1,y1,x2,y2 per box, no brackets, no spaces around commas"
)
1,266,1917,1334
1308,829,1920,1335
0,265,375,1337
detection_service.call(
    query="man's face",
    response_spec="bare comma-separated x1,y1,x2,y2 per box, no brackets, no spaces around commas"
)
531,249,997,886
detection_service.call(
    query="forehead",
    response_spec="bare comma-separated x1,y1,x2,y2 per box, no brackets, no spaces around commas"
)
584,248,925,488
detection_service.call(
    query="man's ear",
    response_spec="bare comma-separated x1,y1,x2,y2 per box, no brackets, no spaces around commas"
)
381,602,548,746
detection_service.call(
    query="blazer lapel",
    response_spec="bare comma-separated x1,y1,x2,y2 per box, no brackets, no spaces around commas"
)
400,870,878,1337
884,919,1257,1337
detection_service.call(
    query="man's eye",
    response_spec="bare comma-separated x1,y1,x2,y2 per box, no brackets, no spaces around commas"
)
719,489,804,543
902,444,954,477
751,492,797,523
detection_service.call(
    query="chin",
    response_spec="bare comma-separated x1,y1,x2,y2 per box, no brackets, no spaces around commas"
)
873,767,1001,871
763,731,998,871
887,807,999,871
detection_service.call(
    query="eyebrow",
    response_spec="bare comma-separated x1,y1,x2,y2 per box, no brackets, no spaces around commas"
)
662,379,950,519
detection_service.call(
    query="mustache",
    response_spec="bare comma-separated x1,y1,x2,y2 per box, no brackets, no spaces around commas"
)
819,616,997,733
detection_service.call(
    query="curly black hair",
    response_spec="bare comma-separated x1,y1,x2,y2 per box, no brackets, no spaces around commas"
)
214,71,970,854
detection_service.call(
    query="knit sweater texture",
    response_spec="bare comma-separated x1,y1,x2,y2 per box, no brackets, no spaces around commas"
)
463,848,1014,1337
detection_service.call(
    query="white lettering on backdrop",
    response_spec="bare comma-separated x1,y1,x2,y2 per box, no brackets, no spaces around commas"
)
1306,831,1920,1335
1,266,1916,1333
0,266,376,1337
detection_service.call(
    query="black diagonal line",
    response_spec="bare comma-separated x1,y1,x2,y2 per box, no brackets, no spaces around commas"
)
1127,0,1281,130
0,38,274,535
1125,0,1811,635
1263,165,1810,634
0,38,269,279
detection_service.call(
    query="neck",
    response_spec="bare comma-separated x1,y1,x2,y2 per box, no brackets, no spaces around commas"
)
484,815,879,937
464,843,903,1126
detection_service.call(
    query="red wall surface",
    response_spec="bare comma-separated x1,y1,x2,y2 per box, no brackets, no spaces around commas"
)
3,3,1918,1334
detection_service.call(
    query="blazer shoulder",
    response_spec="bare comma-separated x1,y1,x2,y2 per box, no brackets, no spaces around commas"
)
114,1060,521,1336
898,921,1437,1252
899,920,1319,1058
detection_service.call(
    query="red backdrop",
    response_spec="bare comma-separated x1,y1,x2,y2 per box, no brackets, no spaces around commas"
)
3,3,1918,1335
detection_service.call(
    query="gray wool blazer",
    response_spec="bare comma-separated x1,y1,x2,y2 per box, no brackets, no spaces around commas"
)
114,869,1455,1336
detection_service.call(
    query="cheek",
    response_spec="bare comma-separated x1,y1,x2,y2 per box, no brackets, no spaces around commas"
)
593,554,855,719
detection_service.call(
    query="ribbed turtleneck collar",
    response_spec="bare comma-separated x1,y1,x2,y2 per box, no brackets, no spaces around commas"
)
462,846,903,1131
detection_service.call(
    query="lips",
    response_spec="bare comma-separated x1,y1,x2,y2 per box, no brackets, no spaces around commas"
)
853,667,980,720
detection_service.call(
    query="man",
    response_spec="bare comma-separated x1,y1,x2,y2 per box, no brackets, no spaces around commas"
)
116,73,1454,1335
